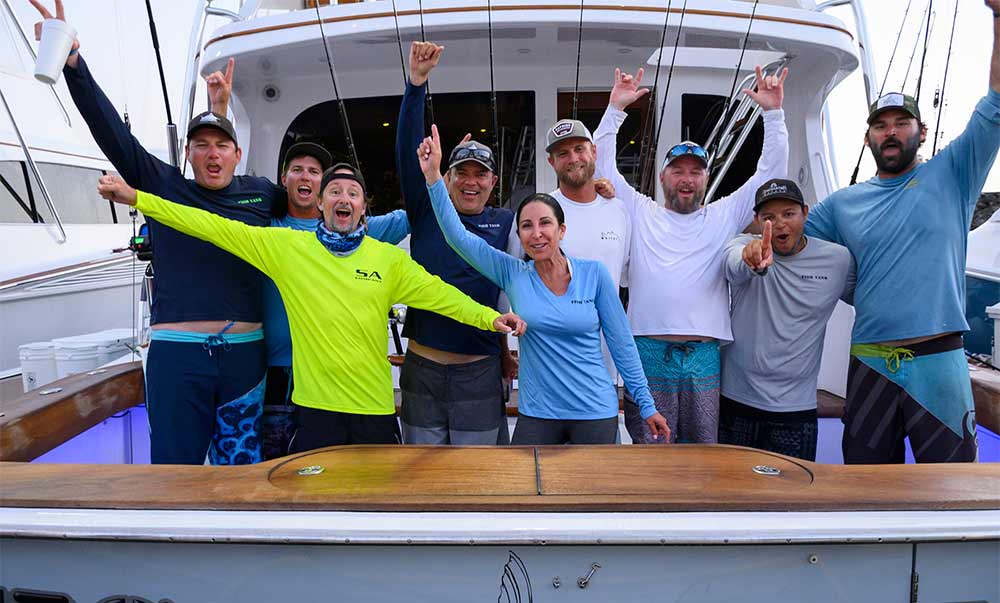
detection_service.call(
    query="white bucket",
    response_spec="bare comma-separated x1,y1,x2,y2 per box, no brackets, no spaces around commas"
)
987,302,1000,367
54,341,102,378
18,341,56,392
34,19,77,85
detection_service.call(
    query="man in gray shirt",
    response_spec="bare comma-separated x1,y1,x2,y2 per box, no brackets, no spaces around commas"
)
721,179,854,461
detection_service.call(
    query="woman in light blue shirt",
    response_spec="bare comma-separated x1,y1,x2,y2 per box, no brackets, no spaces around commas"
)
417,125,670,444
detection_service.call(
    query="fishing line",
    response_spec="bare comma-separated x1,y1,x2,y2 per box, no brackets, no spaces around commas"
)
571,0,585,120
144,0,177,166
487,0,503,204
932,0,959,156
314,3,361,169
636,0,673,196
901,1,932,93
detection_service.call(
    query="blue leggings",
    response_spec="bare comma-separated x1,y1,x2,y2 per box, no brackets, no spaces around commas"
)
146,331,266,465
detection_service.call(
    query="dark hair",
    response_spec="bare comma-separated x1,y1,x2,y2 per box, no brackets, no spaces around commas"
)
515,193,565,227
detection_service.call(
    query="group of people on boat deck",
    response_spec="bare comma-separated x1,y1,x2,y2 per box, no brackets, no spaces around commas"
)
32,0,1000,466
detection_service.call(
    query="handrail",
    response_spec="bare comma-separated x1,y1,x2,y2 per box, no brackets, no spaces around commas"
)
817,0,878,106
0,0,72,127
0,86,67,244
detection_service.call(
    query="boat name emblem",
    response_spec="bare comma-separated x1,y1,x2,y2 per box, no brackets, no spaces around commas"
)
297,465,325,476
752,465,781,476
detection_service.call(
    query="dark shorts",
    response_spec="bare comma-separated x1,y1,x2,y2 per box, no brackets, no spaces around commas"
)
145,335,266,465
288,405,401,454
717,395,818,461
844,334,978,464
510,414,618,445
261,366,295,460
399,350,503,445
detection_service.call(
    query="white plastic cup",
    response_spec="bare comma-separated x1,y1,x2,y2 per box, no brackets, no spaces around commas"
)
34,19,77,85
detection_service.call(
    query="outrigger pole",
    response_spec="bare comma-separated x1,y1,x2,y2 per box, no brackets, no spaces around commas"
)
418,0,436,124
313,2,361,170
144,0,178,168
914,0,934,104
390,0,408,87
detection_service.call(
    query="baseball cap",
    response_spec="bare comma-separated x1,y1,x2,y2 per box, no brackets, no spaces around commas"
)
283,142,333,172
320,162,366,196
663,141,709,168
187,111,238,145
753,178,806,213
447,140,496,172
867,92,921,125
545,119,593,152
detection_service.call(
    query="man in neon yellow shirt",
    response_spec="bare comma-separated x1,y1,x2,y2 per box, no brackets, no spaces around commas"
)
98,170,526,452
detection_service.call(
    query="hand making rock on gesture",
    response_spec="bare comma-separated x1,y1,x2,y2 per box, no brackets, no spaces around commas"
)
610,64,788,111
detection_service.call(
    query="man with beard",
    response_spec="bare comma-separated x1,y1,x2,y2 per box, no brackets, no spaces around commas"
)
538,119,630,395
396,41,517,445
593,65,789,444
803,0,1000,464
722,180,854,461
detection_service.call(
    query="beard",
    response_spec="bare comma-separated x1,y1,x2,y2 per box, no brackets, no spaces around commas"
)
557,161,596,188
663,184,707,214
869,131,921,175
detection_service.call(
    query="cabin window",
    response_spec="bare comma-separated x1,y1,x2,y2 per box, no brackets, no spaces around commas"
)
280,91,536,215
0,161,118,224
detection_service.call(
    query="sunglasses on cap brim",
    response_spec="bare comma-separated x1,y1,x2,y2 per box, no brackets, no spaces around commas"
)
663,143,709,167
450,147,495,167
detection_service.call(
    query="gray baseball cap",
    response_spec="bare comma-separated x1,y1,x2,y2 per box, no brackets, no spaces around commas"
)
545,119,593,152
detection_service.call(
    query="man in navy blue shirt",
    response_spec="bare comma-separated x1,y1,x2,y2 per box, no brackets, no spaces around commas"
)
32,0,283,465
396,42,517,445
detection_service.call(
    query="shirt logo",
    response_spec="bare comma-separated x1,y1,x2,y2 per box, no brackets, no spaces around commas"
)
480,223,502,228
800,274,828,281
355,269,383,282
600,230,620,241
237,197,263,205
571,298,594,305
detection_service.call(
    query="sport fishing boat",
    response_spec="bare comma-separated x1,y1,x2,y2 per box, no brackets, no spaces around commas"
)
1,0,998,600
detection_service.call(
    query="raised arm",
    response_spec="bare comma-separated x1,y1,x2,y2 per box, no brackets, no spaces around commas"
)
593,263,670,439
593,68,656,218
418,125,522,289
396,42,444,222
31,1,176,188
715,67,790,232
97,176,278,276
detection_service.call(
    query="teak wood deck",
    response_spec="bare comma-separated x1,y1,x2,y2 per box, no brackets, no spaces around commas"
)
1,361,999,513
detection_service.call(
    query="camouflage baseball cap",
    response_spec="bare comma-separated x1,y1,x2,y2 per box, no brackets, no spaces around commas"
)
867,92,921,125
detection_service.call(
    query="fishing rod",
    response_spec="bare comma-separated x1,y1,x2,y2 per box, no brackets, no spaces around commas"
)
314,3,361,170
847,0,921,186
914,0,934,103
635,0,674,196
144,0,178,167
709,0,760,160
900,1,932,94
390,0,408,87
931,0,959,156
487,0,503,205
417,0,436,124
571,0,585,120
641,0,688,192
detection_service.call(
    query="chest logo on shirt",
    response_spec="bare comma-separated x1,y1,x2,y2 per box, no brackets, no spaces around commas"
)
355,269,383,282
571,298,595,305
237,197,264,205
799,274,829,281
600,230,621,241
905,179,919,190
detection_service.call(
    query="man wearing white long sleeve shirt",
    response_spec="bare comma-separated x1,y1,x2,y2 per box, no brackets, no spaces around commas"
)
593,65,789,443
